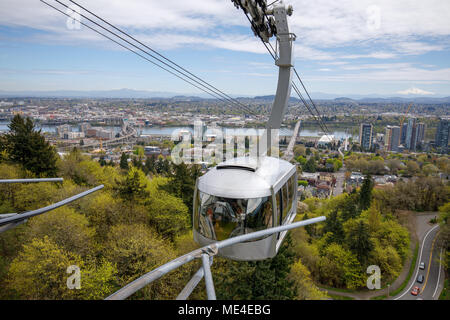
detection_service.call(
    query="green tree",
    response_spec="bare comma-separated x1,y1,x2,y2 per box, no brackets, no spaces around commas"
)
375,219,410,261
303,157,316,173
144,155,156,175
344,219,374,265
80,192,122,241
147,190,190,241
98,156,106,167
338,193,359,221
302,212,315,237
26,207,95,257
164,162,200,216
438,203,450,274
7,236,117,299
318,243,365,289
359,175,374,212
288,258,328,300
369,245,402,284
132,155,143,169
406,161,420,176
296,156,307,166
59,152,120,189
4,114,58,177
298,180,308,187
115,167,149,203
386,159,402,175
323,210,344,244
103,224,181,299
215,234,297,300
119,152,129,170
422,163,439,176
293,145,306,157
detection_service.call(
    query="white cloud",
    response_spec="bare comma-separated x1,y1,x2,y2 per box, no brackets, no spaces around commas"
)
0,0,241,31
341,62,411,70
319,61,349,66
289,0,450,47
306,66,450,83
394,41,446,55
340,52,398,59
396,87,435,95
0,0,448,60
294,45,334,60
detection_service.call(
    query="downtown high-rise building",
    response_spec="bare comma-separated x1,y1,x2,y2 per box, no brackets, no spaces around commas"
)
359,123,373,151
385,125,401,152
405,118,416,150
400,123,408,145
435,118,449,153
414,122,426,150
404,118,426,151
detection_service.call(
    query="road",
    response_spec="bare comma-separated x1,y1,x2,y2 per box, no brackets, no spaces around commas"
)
392,216,444,300
333,146,345,196
60,123,138,151
332,169,345,196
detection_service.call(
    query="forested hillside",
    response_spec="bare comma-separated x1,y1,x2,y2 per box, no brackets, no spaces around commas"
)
0,115,448,299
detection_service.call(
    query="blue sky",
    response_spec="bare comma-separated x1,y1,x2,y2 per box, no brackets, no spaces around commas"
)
0,0,449,97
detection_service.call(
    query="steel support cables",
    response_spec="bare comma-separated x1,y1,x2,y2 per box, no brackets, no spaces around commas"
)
261,33,332,136
106,216,325,300
41,0,258,117
67,0,257,117
293,68,332,135
239,7,332,136
292,82,328,134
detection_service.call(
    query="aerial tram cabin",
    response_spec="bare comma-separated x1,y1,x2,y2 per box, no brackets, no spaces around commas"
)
192,1,299,261
193,156,297,260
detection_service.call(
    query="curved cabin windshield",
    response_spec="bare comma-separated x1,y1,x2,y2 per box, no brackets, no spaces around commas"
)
195,191,273,241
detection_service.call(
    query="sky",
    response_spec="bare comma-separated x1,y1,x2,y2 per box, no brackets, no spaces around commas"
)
0,0,449,98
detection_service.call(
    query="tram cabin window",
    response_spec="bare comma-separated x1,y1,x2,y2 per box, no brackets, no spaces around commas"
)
195,191,273,241
276,174,297,227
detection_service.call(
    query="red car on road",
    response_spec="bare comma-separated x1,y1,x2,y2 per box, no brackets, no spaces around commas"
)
411,286,420,296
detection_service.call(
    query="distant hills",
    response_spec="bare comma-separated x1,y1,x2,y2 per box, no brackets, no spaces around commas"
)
0,89,182,99
253,94,450,104
1,89,449,104
327,96,450,104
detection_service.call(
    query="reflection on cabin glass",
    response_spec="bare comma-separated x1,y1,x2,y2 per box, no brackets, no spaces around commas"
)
195,191,273,241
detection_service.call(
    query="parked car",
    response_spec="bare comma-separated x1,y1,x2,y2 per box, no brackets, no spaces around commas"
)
419,262,425,270
417,275,424,283
411,286,420,296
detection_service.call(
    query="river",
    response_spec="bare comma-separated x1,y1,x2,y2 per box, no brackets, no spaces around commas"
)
0,122,355,139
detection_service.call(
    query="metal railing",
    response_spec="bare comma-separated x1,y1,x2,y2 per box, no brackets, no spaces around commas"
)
0,180,104,233
0,178,64,184
106,216,326,300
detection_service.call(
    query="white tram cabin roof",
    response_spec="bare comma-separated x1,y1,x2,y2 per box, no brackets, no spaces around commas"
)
197,156,296,199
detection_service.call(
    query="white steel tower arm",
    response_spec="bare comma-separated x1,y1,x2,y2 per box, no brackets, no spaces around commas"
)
264,2,295,155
